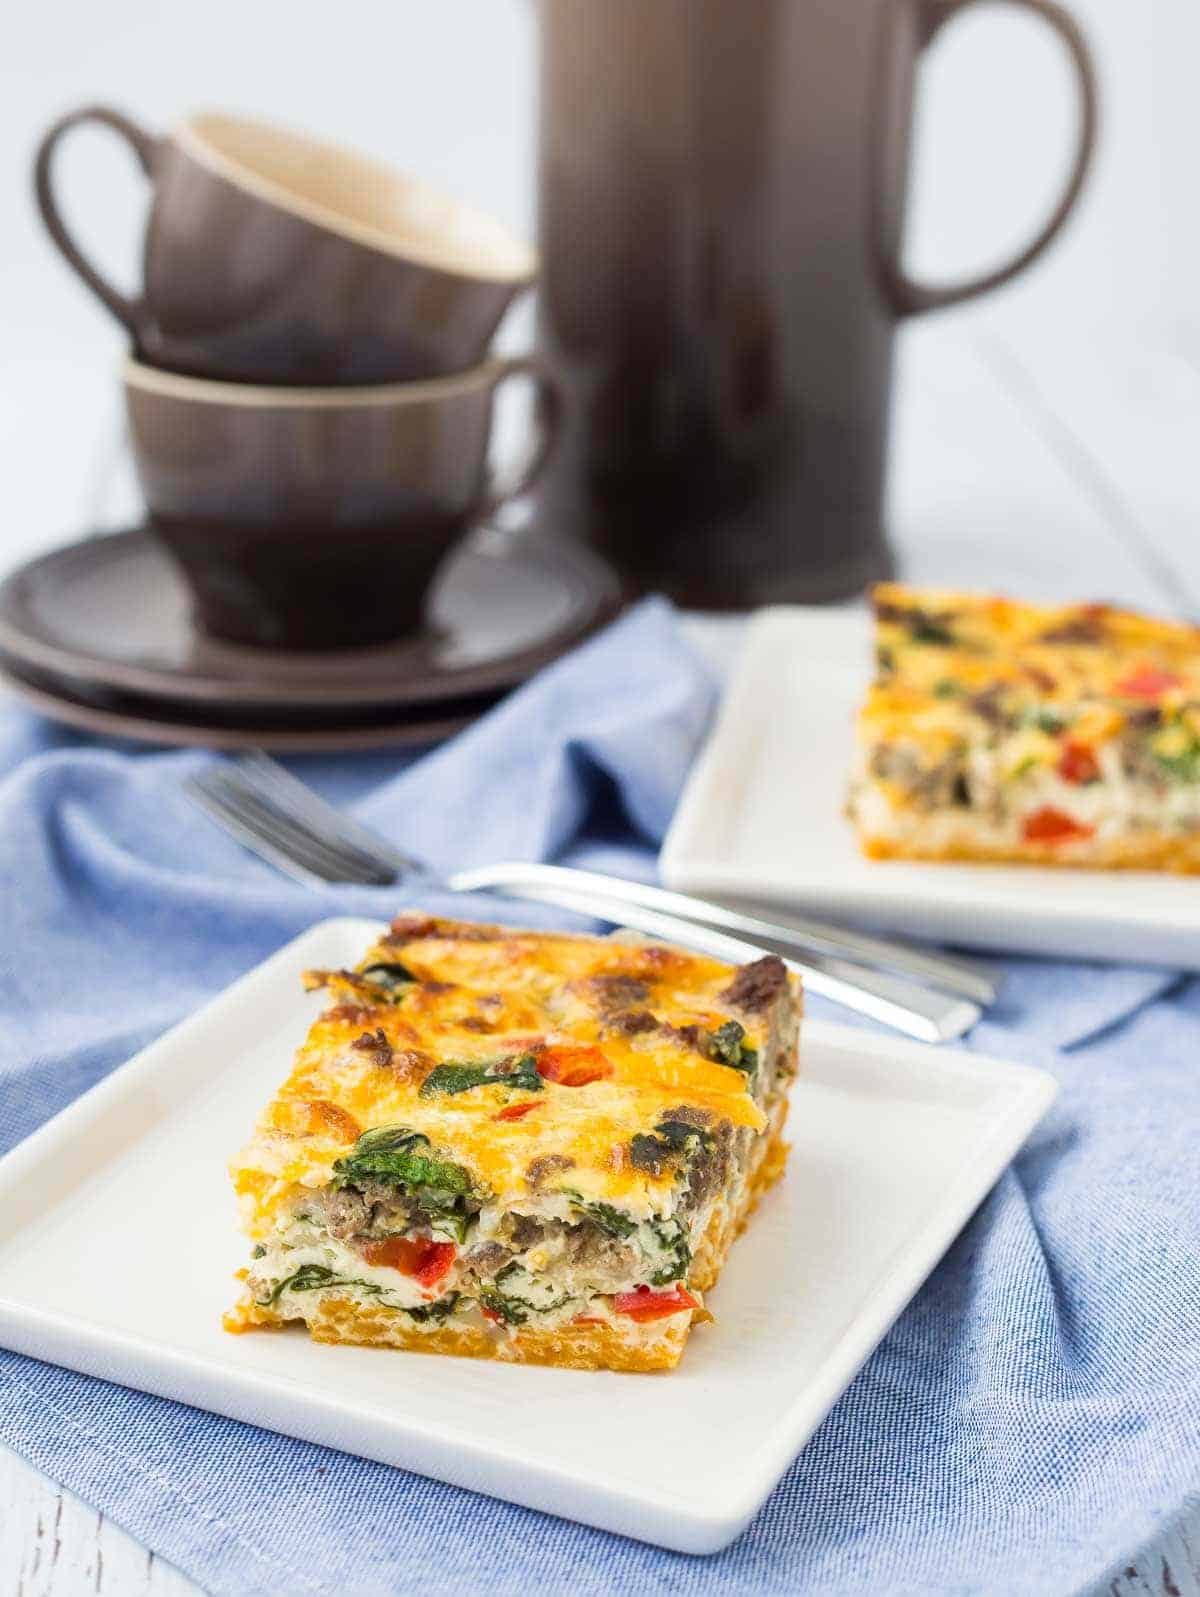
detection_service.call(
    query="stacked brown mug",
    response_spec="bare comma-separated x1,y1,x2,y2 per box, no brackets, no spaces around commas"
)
35,109,550,649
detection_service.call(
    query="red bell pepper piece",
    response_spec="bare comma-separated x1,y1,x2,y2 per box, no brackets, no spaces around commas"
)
537,1045,613,1088
1115,665,1183,700
1056,741,1100,785
1021,806,1095,844
494,1102,541,1122
611,1285,699,1322
358,1236,456,1288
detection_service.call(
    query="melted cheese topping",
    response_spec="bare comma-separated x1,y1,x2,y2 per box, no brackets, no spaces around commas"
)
863,583,1200,752
850,586,1200,857
231,916,785,1238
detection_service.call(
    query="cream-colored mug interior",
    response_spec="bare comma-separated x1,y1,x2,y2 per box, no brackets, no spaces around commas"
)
177,112,537,283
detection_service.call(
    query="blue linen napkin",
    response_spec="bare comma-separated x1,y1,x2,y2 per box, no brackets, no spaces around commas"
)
0,596,1196,1597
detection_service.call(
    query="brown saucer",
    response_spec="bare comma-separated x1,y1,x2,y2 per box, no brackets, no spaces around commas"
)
0,657,499,752
0,524,622,712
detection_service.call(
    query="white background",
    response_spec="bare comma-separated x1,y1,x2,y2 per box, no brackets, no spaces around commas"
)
3,0,1200,604
3,4,1200,1593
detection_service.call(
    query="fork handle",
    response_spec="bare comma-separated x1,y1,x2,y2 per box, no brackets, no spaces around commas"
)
449,861,997,1005
455,878,980,1044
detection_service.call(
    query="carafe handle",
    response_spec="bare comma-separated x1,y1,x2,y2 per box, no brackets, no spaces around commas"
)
879,0,1098,316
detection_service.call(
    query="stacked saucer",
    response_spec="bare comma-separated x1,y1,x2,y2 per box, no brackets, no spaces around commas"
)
0,525,620,751
19,107,618,747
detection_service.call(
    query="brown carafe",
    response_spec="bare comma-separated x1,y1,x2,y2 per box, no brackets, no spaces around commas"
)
531,0,1098,606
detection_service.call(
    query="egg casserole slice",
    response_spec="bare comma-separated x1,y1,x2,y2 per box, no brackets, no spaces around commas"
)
226,913,800,1372
848,583,1200,871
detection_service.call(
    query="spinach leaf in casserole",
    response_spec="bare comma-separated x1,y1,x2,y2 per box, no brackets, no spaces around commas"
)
910,615,957,646
358,961,417,1001
876,601,958,648
404,1293,461,1324
630,1118,713,1177
478,1285,529,1325
418,1052,543,1099
1151,726,1200,783
490,1263,575,1317
565,1194,637,1239
1020,706,1069,735
333,1126,475,1199
260,1266,462,1324
709,1020,758,1076
259,1263,385,1307
646,1217,691,1286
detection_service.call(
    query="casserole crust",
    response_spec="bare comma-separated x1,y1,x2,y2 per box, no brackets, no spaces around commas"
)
226,914,800,1372
848,584,1200,871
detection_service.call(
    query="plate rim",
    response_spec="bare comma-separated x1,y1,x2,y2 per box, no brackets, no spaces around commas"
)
0,527,623,710
0,664,483,752
0,915,1057,1553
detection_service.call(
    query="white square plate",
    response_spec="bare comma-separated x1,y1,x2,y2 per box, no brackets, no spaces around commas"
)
664,606,1200,966
0,917,1055,1553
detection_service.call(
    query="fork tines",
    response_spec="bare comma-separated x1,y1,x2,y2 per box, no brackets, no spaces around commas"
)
185,764,397,887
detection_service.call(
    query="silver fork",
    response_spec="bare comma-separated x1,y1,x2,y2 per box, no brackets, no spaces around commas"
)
225,753,996,1002
184,756,992,1043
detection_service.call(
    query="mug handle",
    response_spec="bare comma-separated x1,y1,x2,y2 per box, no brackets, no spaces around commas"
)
880,0,1098,317
33,104,162,337
476,356,564,519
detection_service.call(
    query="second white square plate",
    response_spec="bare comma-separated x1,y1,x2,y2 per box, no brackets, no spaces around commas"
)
0,917,1055,1553
663,606,1200,966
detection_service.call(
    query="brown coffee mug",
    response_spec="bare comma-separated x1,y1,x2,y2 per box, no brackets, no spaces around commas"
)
38,109,538,385
124,355,561,650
